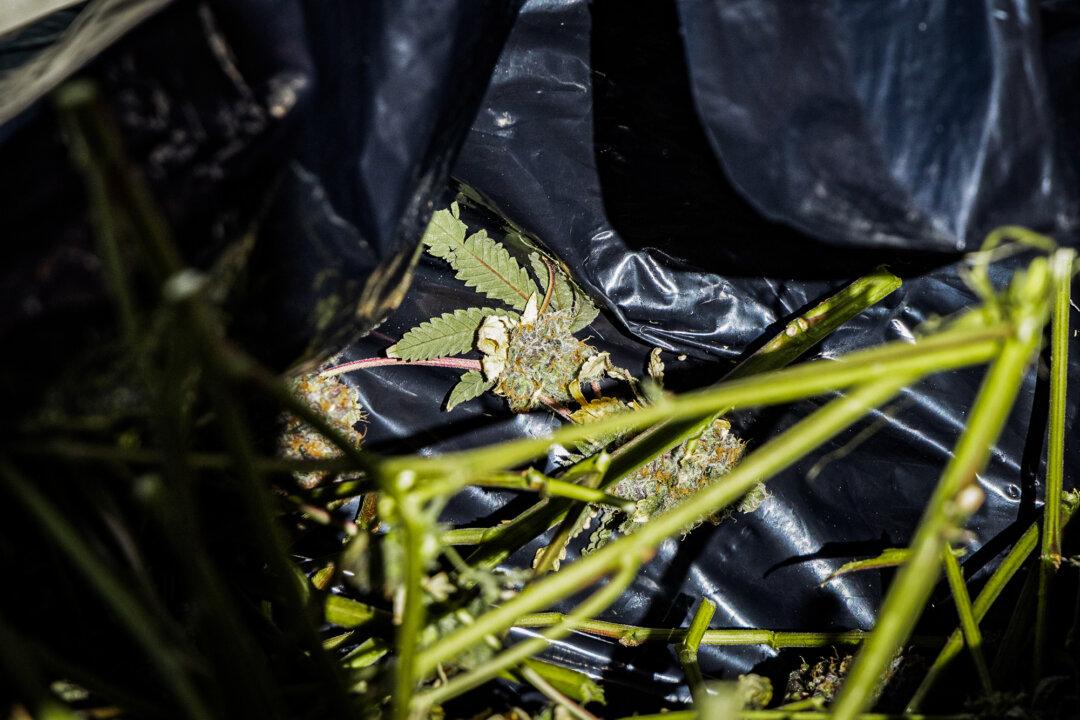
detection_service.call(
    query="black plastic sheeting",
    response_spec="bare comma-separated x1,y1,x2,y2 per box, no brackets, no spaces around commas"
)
4,0,1080,711
340,0,1080,707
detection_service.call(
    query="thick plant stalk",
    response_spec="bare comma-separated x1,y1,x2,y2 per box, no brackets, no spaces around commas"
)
940,548,991,693
415,467,632,511
415,373,919,677
906,490,1080,711
1034,248,1075,677
390,480,430,720
678,598,717,702
831,300,1046,719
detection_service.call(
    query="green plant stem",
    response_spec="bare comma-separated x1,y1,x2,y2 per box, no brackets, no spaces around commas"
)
512,614,869,649
416,373,916,677
775,698,827,711
907,490,1080,711
413,558,639,715
735,269,903,377
390,484,429,720
677,598,717,702
1034,248,1075,679
59,89,290,717
0,460,211,720
940,547,992,694
518,665,599,720
60,81,355,716
831,323,1043,720
388,320,1005,482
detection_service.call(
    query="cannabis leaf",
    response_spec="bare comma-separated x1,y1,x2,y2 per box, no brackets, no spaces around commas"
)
447,370,494,411
568,298,600,333
423,212,538,310
422,203,468,260
452,232,538,310
387,307,503,361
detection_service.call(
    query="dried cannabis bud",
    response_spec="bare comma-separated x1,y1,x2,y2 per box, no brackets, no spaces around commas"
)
611,417,749,531
785,655,851,704
481,300,597,412
784,651,905,705
278,363,367,489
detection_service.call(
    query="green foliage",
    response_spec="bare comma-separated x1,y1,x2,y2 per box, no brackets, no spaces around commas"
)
422,206,538,310
419,202,468,260
446,370,494,410
387,307,502,360
527,248,600,332
392,208,613,415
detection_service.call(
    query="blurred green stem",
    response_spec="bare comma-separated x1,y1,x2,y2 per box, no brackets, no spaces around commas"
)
391,480,429,720
413,557,639,715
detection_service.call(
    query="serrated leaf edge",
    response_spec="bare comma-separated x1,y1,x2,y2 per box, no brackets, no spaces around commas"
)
387,307,503,360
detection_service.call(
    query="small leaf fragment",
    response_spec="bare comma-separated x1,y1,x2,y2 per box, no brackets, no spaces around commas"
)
324,594,378,628
421,204,468,260
824,549,911,584
568,294,600,333
648,348,665,386
447,370,494,410
387,307,500,360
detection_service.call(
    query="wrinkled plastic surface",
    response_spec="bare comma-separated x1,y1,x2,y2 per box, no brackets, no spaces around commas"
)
5,0,1080,712
677,0,1079,253
0,0,519,407
338,0,1080,708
